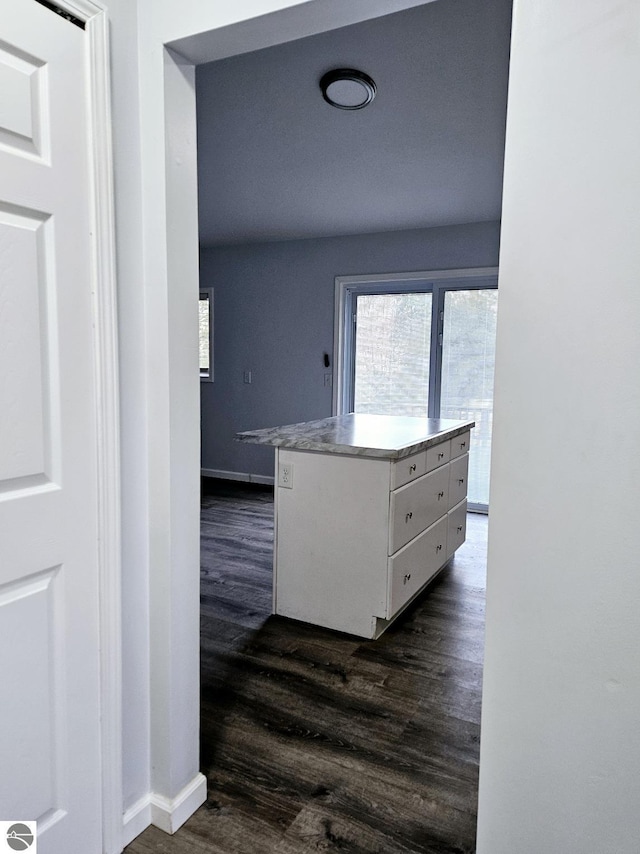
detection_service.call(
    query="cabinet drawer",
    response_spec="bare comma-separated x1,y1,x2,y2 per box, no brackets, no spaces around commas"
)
425,440,450,472
386,516,448,618
450,431,471,460
447,499,467,557
389,464,450,554
390,449,427,490
449,453,469,509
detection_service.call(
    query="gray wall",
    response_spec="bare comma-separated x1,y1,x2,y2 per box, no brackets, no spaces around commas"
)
200,221,500,478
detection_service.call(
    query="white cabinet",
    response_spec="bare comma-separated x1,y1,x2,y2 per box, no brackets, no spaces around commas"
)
273,429,472,639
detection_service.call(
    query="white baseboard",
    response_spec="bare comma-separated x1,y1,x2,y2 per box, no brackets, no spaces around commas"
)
122,773,207,844
122,794,152,848
150,772,208,835
201,467,274,486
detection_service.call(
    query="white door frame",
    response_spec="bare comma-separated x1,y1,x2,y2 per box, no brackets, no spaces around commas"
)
46,2,122,852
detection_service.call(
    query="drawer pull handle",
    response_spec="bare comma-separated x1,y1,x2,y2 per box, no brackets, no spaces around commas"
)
403,573,412,584
438,452,444,459
438,491,444,499
457,525,463,533
458,478,465,485
405,511,413,522
409,464,417,473
460,441,466,449
436,544,442,552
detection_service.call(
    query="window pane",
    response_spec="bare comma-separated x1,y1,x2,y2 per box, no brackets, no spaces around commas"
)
353,293,431,416
199,294,210,374
441,289,498,506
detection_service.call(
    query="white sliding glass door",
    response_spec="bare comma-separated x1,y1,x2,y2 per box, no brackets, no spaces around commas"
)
338,271,498,511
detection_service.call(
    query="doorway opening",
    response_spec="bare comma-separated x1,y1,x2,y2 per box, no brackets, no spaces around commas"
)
129,3,510,838
193,1,508,849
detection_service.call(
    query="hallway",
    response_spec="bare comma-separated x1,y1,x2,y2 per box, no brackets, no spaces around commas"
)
126,480,487,853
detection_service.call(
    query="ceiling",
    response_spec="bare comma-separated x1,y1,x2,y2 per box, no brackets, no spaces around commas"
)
196,0,512,247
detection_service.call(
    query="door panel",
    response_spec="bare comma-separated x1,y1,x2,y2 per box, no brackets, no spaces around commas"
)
0,36,48,161
0,567,61,819
0,2,102,851
353,292,432,416
440,289,498,506
0,205,52,487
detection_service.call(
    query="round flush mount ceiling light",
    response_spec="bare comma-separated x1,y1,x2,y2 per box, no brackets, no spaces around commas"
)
319,69,376,110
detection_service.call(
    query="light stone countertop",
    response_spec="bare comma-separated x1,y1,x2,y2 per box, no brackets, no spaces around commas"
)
236,414,474,460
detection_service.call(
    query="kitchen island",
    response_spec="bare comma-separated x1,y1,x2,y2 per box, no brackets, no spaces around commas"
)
237,414,474,639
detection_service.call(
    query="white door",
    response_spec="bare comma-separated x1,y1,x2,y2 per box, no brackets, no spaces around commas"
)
0,2,103,851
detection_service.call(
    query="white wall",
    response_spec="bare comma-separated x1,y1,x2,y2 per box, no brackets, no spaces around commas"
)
477,1,640,852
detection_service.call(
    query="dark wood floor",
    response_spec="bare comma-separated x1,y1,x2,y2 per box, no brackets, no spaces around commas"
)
126,479,487,854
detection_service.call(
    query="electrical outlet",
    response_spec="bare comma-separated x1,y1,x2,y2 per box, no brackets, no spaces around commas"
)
278,461,294,489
